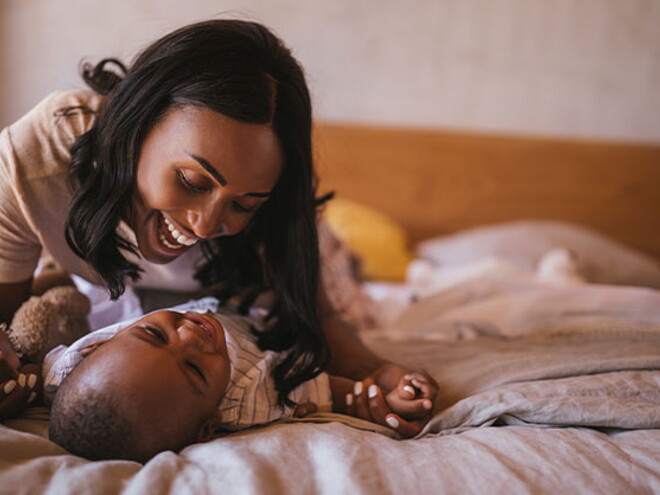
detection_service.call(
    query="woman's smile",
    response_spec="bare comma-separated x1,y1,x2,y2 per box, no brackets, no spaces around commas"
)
156,212,199,251
143,211,196,261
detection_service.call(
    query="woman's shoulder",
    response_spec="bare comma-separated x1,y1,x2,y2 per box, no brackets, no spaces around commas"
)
5,89,103,180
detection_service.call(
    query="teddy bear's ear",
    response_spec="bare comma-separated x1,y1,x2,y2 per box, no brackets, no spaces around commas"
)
43,287,91,317
31,263,75,297
7,298,51,362
9,285,92,363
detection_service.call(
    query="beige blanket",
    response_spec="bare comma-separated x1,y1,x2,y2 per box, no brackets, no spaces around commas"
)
2,280,660,494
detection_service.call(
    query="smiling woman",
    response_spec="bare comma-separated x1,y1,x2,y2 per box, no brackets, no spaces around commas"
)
131,106,282,263
0,19,437,438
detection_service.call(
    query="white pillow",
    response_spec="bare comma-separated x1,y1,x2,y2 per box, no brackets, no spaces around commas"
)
416,221,660,289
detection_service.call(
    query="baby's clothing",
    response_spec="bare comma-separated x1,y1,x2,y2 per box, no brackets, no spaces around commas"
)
43,297,332,431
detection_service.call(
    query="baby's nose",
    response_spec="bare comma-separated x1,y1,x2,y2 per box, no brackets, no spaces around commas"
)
177,322,212,352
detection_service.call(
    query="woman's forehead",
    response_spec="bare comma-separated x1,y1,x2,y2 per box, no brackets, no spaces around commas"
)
149,105,283,188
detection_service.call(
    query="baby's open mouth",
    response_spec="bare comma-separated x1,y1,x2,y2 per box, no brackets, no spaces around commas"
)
184,314,218,349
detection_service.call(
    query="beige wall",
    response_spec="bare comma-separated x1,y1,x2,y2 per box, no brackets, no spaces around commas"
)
1,0,658,143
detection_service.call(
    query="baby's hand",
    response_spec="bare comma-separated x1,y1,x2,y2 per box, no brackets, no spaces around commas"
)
384,372,435,421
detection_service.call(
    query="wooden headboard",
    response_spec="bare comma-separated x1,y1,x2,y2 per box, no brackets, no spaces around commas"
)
314,123,660,261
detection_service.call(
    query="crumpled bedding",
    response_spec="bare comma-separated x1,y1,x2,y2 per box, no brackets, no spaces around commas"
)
2,277,660,494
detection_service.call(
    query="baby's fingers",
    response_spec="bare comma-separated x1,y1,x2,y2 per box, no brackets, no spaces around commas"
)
404,372,438,400
391,397,434,420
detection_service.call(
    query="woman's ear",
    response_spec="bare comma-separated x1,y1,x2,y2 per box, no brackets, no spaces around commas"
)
197,410,223,442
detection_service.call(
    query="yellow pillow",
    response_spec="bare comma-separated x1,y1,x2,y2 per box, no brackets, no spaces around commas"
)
323,198,412,281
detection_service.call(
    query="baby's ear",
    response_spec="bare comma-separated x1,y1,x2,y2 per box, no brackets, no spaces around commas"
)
197,410,223,443
79,340,110,358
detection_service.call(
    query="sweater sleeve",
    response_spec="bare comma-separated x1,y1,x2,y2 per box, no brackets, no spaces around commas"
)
0,90,100,283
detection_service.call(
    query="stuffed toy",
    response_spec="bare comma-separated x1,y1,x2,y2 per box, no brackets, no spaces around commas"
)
1,263,91,363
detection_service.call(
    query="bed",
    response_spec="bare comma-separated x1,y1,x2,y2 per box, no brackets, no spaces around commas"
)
1,123,660,494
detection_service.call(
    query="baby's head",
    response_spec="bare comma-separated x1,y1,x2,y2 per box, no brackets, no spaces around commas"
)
49,310,231,462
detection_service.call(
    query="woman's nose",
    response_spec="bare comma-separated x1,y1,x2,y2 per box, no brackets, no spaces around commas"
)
187,202,226,239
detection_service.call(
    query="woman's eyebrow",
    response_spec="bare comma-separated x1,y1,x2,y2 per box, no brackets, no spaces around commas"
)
128,330,204,396
185,151,227,186
184,150,273,198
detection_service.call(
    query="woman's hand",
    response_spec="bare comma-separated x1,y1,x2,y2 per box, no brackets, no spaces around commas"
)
0,330,40,421
344,364,438,438
0,325,21,375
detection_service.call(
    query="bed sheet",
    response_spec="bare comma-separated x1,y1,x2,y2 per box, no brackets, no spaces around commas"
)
2,266,660,494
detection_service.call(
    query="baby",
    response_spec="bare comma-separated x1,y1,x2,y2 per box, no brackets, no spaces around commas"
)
45,298,433,462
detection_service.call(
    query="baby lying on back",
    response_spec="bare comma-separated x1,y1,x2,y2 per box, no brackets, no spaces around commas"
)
45,298,433,462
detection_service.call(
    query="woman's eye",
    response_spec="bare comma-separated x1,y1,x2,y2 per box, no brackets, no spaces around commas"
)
177,169,210,194
232,201,255,213
142,325,166,343
186,362,206,382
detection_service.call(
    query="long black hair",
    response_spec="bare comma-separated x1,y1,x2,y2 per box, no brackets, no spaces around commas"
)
64,19,328,406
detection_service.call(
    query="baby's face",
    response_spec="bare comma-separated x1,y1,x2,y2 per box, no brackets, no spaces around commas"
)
78,310,231,458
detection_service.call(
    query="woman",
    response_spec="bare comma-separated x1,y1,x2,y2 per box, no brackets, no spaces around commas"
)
0,19,436,436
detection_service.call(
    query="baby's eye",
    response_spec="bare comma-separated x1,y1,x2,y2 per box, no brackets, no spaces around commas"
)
186,361,206,383
142,325,167,343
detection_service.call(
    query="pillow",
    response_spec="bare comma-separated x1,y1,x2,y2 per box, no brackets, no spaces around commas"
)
323,198,412,281
416,220,660,289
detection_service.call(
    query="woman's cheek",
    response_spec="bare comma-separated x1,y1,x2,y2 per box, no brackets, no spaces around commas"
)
224,213,253,236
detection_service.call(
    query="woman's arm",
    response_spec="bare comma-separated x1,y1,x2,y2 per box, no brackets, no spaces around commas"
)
319,284,438,436
0,279,32,324
320,305,386,380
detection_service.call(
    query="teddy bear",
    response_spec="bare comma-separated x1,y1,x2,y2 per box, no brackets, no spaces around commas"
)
2,262,91,364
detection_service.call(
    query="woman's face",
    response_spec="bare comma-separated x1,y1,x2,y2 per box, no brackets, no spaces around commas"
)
130,105,283,264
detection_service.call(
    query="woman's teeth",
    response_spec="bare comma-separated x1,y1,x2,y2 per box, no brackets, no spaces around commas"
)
161,215,198,249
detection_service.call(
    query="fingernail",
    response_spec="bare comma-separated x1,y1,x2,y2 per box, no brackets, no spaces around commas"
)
17,374,26,387
3,380,16,395
403,385,415,396
386,416,400,429
345,393,353,406
423,400,433,410
28,392,36,403
354,381,363,396
27,374,37,389
368,384,378,399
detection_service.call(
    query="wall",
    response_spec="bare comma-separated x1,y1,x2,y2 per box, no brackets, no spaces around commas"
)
1,0,658,142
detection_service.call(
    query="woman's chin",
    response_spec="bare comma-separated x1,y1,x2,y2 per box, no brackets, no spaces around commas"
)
139,236,189,264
